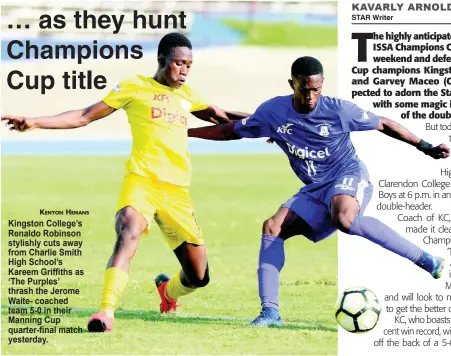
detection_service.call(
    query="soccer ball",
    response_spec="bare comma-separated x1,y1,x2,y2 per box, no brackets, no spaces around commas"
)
334,286,381,333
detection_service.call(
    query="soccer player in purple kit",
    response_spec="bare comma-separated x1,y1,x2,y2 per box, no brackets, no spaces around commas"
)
188,56,450,327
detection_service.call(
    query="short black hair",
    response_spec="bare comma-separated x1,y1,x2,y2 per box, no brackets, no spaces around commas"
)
291,56,323,77
157,32,192,57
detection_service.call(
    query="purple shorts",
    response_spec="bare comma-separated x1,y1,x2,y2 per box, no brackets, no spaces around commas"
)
282,175,373,242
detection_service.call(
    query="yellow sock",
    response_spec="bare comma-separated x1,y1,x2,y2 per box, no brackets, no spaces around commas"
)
166,270,196,300
99,267,129,315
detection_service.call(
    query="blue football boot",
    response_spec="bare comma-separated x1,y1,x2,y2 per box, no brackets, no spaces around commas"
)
431,256,445,279
416,253,445,279
248,307,283,327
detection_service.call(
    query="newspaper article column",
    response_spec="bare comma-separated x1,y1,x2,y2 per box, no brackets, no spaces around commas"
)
339,1,451,355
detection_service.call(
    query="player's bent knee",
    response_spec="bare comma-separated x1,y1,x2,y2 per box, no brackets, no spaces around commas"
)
185,268,210,288
195,273,210,288
116,208,145,241
333,212,355,233
116,206,147,234
262,218,281,237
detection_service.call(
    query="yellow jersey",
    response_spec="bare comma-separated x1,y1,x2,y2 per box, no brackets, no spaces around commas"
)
103,75,209,187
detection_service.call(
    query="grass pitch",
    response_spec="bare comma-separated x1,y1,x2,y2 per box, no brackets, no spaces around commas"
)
1,155,337,355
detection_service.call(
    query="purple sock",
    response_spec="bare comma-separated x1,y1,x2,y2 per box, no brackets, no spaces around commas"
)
349,216,424,263
257,234,285,311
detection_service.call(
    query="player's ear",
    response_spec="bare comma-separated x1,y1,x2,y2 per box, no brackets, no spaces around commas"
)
288,79,294,90
157,55,166,68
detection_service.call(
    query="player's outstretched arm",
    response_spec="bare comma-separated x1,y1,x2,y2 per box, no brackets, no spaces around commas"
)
377,117,450,159
221,109,252,121
191,105,250,124
2,101,116,132
188,122,241,140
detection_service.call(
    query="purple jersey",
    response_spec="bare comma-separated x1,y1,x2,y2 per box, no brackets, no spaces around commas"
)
234,95,381,185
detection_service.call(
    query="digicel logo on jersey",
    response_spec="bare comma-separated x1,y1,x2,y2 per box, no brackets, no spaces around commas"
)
286,143,331,159
151,107,188,126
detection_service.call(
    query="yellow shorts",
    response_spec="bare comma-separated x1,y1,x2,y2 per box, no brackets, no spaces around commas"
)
117,173,204,250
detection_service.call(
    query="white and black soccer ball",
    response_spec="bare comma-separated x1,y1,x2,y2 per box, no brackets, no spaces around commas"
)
334,286,381,333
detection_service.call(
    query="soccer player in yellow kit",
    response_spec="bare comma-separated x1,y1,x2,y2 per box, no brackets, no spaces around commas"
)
3,33,249,332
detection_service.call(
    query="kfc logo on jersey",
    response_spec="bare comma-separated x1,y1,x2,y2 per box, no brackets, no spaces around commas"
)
317,124,330,137
277,123,294,134
153,94,172,103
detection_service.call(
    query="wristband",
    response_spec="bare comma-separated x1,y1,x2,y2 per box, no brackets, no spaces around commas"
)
417,139,433,154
